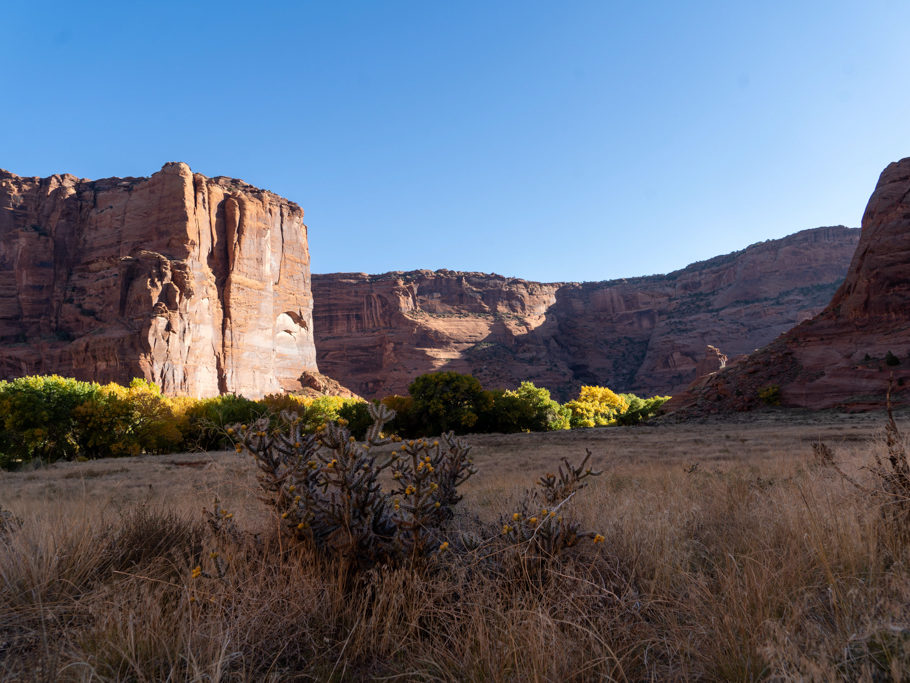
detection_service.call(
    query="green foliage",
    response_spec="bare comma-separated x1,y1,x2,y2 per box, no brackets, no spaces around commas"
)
73,379,183,458
381,395,417,436
408,372,492,435
615,394,671,426
183,394,267,450
0,375,101,466
481,382,571,433
337,400,373,440
758,385,782,406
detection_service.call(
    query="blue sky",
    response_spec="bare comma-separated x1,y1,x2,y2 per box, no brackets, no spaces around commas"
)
2,1,908,282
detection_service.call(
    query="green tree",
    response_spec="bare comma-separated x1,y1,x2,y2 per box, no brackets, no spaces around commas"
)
408,372,492,435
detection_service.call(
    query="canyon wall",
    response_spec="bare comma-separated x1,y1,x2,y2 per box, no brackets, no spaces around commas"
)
0,162,317,397
313,226,860,400
668,157,910,414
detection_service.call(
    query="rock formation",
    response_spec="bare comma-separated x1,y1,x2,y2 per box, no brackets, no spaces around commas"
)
0,163,317,398
313,226,859,400
694,346,728,379
667,157,910,414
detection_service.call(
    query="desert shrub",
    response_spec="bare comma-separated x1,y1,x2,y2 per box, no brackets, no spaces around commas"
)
497,450,604,579
480,381,570,433
564,385,629,428
73,379,184,458
615,393,671,425
758,384,782,406
183,394,267,450
0,375,101,466
408,371,493,435
235,403,475,571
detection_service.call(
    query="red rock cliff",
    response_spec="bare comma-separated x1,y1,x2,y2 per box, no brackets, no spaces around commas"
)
667,157,910,413
313,226,859,400
0,163,317,397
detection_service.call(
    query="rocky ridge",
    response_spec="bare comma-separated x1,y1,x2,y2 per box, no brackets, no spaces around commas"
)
667,157,910,413
0,163,318,397
313,226,860,400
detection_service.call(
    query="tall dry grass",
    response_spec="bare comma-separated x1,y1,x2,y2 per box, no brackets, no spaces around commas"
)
2,430,910,680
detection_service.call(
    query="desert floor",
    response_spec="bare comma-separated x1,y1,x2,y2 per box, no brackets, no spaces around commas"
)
1,408,896,523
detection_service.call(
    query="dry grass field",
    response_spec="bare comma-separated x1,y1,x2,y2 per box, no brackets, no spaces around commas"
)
2,409,909,680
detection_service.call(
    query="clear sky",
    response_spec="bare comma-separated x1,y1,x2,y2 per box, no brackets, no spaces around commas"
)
2,1,909,282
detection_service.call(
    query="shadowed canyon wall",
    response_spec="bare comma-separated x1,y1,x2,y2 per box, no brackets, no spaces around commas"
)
0,163,317,397
313,226,859,400
668,157,910,413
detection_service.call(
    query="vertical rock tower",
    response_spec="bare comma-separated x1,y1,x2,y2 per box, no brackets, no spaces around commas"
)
0,162,317,397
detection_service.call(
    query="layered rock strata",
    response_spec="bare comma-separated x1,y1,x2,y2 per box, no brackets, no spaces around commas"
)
313,226,859,400
0,163,317,397
668,157,910,413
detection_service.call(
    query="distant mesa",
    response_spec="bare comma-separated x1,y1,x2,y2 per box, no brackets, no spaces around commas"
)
667,156,910,414
312,225,859,401
0,162,318,398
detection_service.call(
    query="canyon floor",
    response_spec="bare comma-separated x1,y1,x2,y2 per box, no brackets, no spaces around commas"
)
1,408,896,520
3,409,908,680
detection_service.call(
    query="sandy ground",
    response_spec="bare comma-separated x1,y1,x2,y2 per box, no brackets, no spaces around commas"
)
1,408,900,523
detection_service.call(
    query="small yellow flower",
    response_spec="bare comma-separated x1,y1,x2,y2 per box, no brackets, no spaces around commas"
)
257,431,266,437
391,450,398,456
424,455,431,463
349,436,356,442
405,485,416,495
226,427,234,435
417,462,425,472
224,513,233,519
294,495,301,503
191,566,202,579
294,442,301,448
393,499,400,511
549,511,556,518
235,444,243,453
430,482,438,491
434,501,441,508
512,513,520,521
593,534,605,544
426,464,434,473
438,541,449,552
288,485,296,492
541,509,548,517
297,522,306,530
281,512,289,519
502,524,512,534
338,418,348,426
241,424,248,430
528,517,538,525
209,551,218,559
189,596,197,603
408,440,415,447
432,440,439,447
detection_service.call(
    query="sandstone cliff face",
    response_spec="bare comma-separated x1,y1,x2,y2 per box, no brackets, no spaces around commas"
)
313,226,859,400
0,163,317,397
667,158,910,414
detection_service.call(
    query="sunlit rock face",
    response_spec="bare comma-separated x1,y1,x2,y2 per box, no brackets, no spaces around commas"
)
0,162,317,398
668,157,910,414
313,226,859,401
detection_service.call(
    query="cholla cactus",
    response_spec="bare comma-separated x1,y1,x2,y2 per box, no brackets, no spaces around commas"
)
499,450,604,562
233,403,475,570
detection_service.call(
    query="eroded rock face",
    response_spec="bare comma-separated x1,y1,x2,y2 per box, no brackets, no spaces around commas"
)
0,163,317,397
313,226,859,400
667,158,910,414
